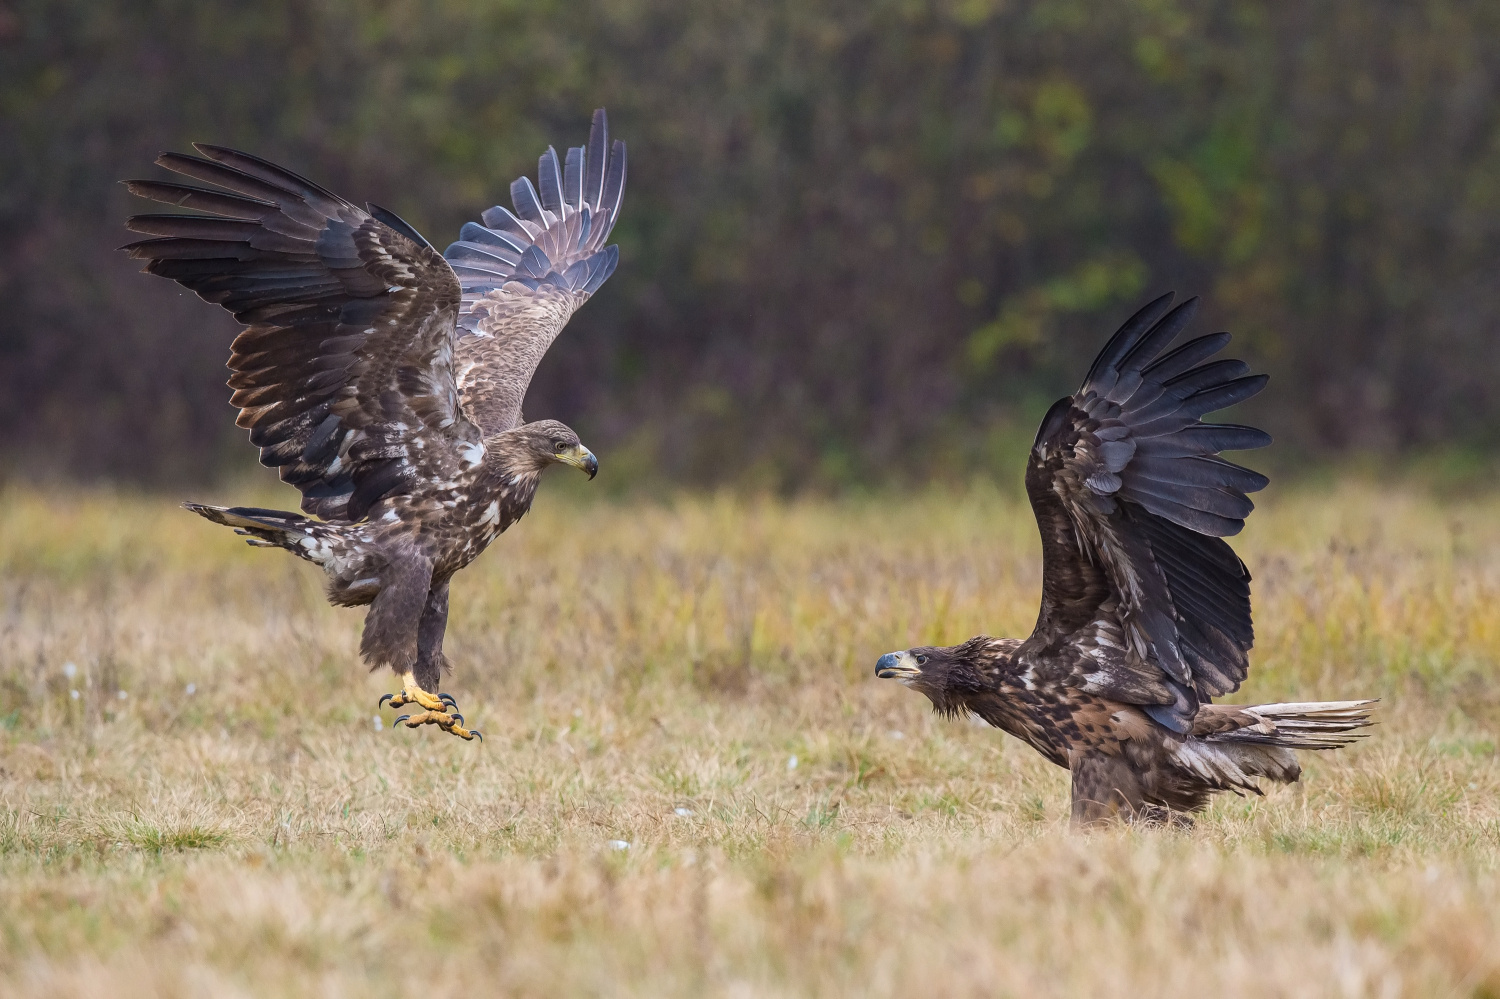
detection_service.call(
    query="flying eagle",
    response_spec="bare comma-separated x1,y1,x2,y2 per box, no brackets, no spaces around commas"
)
123,109,626,740
876,294,1373,824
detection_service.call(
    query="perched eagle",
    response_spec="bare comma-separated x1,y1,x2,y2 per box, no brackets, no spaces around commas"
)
876,295,1373,824
123,110,627,740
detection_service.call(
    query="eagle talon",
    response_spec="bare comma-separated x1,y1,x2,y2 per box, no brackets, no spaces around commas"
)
381,673,451,714
399,711,445,729
387,708,482,741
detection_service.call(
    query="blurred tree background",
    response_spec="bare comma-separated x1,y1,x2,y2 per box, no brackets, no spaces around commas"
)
4,0,1500,490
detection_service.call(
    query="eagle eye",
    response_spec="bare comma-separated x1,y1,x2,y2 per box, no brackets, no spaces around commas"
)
554,440,567,453
916,654,928,665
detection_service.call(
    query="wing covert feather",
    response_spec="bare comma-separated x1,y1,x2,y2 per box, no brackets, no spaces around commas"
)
123,145,478,522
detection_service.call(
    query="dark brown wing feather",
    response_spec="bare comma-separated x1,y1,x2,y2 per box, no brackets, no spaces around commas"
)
1020,294,1270,732
442,108,627,434
123,145,479,522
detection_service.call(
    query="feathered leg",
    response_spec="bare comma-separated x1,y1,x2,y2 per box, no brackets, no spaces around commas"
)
413,577,451,694
362,556,432,671
1069,752,1191,828
371,562,479,742
401,579,480,741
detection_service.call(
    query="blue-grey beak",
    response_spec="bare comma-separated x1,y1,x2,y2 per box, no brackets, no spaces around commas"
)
875,650,922,680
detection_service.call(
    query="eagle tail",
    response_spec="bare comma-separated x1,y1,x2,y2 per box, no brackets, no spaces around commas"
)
1212,699,1378,750
183,502,342,563
1170,699,1377,796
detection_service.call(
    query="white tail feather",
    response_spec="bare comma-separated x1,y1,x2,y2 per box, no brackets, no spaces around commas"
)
1218,699,1378,749
1170,699,1376,795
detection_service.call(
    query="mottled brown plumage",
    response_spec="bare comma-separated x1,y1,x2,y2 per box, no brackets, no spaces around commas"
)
124,111,626,739
876,295,1374,824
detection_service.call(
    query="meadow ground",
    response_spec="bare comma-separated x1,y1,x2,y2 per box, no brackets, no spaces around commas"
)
1,480,1499,997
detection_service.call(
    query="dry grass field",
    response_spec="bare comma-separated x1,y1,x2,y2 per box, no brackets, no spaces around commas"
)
2,480,1499,997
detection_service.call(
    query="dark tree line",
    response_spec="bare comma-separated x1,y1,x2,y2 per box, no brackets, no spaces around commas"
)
4,0,1500,488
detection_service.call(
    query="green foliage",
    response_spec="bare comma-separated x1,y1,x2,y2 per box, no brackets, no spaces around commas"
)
121,822,228,855
4,0,1500,488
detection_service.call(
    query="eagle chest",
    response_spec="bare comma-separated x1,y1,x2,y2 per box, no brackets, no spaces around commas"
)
429,477,536,574
988,678,1117,768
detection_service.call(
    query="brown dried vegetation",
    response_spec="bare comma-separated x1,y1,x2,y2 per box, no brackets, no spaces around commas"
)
1,482,1498,997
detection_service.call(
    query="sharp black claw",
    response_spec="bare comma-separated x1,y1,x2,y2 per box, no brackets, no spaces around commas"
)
439,693,457,707
450,713,464,727
379,693,394,709
393,714,411,727
471,730,483,742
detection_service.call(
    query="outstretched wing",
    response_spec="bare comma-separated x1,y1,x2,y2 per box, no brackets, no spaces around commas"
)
1021,293,1270,732
123,146,480,523
443,107,626,435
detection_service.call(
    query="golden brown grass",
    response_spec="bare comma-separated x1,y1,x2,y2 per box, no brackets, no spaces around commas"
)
1,480,1498,997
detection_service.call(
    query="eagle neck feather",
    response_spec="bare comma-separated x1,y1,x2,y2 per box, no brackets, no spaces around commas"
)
480,431,548,522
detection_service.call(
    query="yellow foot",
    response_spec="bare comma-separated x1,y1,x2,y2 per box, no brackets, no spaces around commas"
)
378,673,454,713
378,673,479,741
392,709,482,741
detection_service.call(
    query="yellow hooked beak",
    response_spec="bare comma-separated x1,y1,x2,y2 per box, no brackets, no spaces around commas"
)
557,443,598,479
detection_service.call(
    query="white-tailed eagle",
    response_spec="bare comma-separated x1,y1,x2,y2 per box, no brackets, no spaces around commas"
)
124,109,627,740
876,294,1373,823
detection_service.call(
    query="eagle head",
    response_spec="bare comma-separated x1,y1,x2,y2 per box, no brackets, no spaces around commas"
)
875,638,1006,718
519,420,599,479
